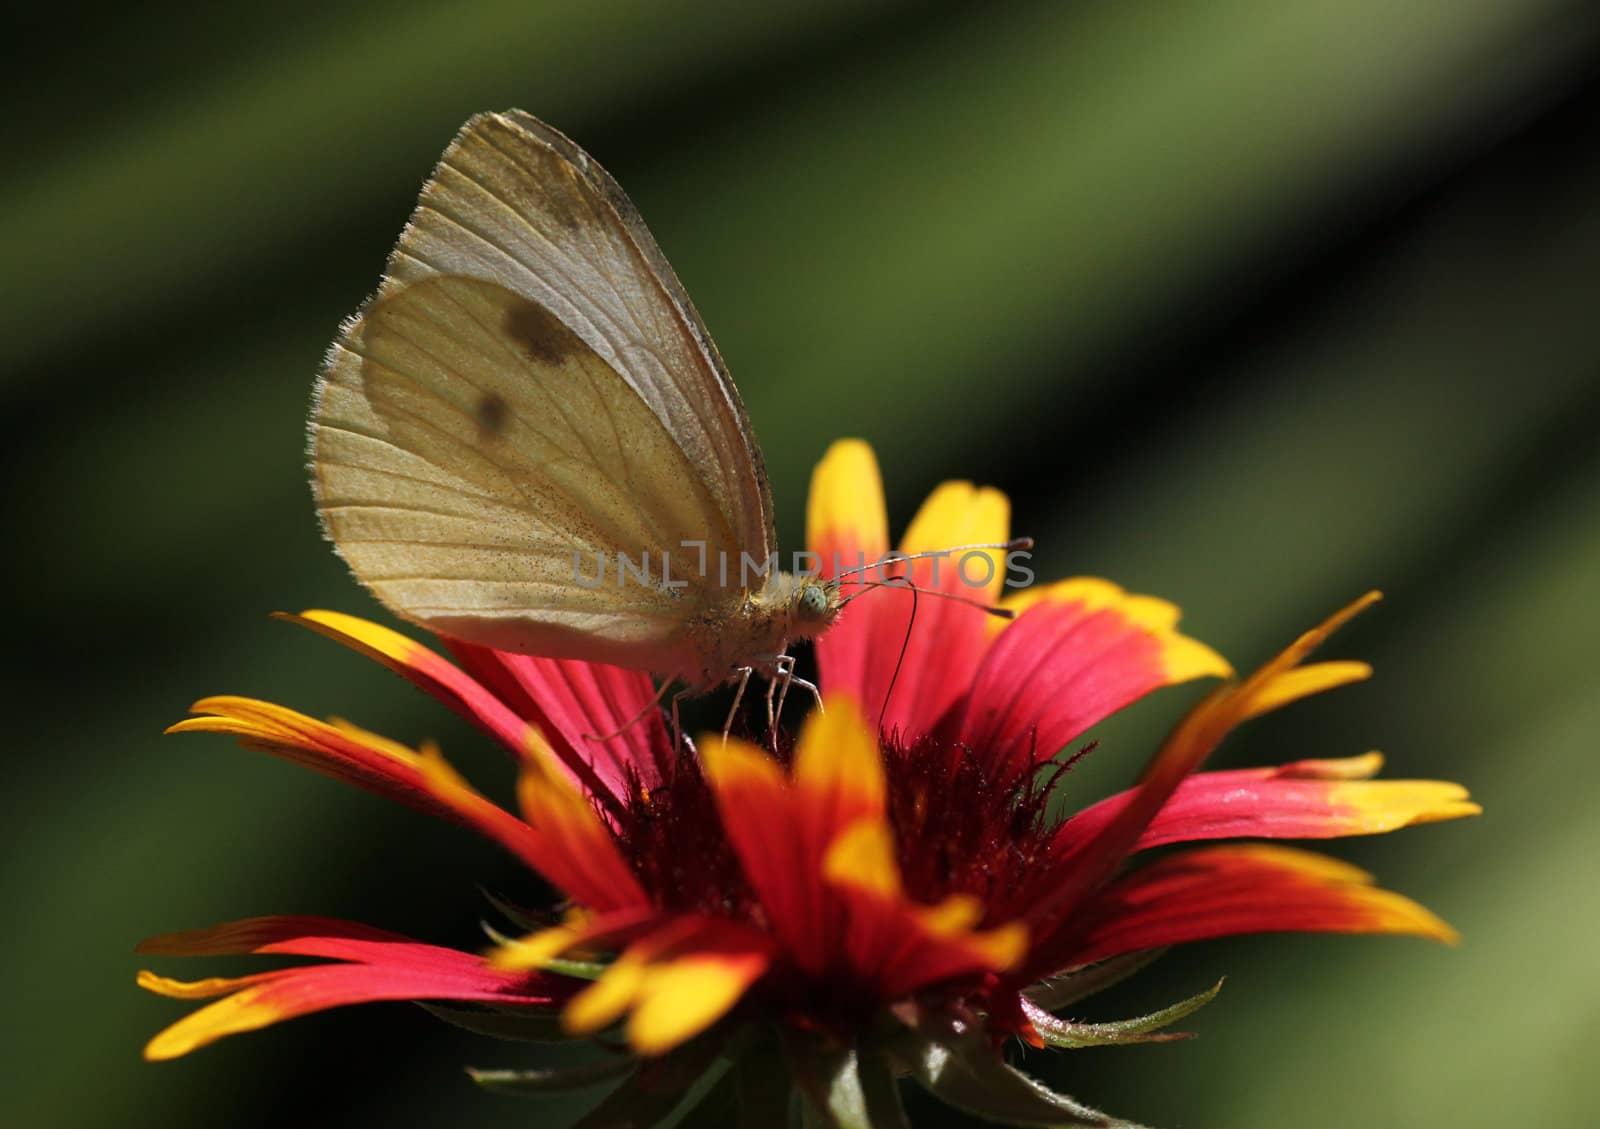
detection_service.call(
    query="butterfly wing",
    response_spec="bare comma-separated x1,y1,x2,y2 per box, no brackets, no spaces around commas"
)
316,273,741,671
389,109,773,562
311,111,775,675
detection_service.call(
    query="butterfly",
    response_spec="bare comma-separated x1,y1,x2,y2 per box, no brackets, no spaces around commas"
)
311,110,847,725
311,110,1018,734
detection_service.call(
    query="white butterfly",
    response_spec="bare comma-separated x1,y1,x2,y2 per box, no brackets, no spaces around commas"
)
311,110,841,716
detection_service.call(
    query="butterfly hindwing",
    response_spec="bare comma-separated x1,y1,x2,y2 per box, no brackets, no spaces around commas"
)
316,273,737,672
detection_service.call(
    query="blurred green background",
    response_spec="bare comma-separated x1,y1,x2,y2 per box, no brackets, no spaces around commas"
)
4,1,1597,1125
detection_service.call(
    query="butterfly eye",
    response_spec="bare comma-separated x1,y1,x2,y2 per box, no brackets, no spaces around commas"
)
796,583,831,621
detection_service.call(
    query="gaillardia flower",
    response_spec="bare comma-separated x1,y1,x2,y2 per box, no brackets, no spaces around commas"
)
141,440,1477,1127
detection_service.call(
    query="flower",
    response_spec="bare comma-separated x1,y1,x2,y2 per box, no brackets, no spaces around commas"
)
140,439,1478,1126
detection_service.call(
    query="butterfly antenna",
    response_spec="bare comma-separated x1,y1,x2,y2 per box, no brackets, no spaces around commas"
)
831,536,1034,581
584,678,672,743
839,579,1016,620
877,582,919,736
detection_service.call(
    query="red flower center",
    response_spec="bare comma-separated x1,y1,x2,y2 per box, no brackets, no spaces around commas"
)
614,729,1074,946
882,732,1073,925
614,749,760,919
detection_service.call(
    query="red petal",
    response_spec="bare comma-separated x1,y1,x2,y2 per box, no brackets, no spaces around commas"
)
138,917,564,1059
1025,594,1382,935
1052,758,1478,856
168,698,538,854
1051,845,1456,970
562,915,776,1055
700,699,890,975
819,482,1009,740
449,645,671,807
823,825,1026,1000
168,699,644,911
280,612,537,762
950,580,1228,785
808,439,891,714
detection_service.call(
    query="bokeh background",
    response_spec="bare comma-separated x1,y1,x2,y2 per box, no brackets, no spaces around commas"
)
4,2,1598,1126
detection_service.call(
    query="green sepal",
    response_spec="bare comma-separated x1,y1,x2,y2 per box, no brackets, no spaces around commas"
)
477,885,559,932
892,1017,1143,1128
466,1053,636,1095
539,955,611,981
1023,979,1223,1049
787,1035,909,1129
418,1001,573,1042
475,919,610,981
1023,949,1168,1012
555,1037,731,1128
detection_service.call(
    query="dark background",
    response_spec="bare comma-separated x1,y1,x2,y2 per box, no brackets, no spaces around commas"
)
4,2,1598,1126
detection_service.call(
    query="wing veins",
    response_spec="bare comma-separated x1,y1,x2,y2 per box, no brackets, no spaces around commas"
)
441,136,753,550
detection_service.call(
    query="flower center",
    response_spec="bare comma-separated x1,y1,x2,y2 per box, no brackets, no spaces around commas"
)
614,750,761,920
881,733,1064,921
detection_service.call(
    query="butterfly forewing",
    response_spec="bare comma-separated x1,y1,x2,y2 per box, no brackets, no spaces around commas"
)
386,109,772,561
311,111,780,678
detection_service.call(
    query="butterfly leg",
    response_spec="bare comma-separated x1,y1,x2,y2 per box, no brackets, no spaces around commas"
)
788,672,823,718
767,654,824,736
670,688,690,756
584,677,672,743
721,666,754,742
763,658,793,750
770,656,795,734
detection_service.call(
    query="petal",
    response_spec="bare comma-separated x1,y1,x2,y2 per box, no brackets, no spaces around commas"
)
490,906,659,973
448,645,672,808
514,728,650,913
807,440,890,716
700,735,825,972
1059,844,1458,968
822,819,1027,999
169,698,641,910
1029,593,1384,933
792,695,889,829
562,917,774,1055
954,579,1231,784
136,915,410,957
1136,594,1382,803
624,948,769,1055
169,697,536,853
704,701,1027,1000
138,970,280,1000
1271,751,1388,780
288,612,635,816
138,917,562,1060
901,482,1011,606
1235,661,1373,722
701,697,885,974
280,611,538,762
1052,756,1479,855
819,479,1011,740
820,817,901,899
807,438,890,577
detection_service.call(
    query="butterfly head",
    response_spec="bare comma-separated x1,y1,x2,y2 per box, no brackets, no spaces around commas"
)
752,571,842,642
792,575,842,632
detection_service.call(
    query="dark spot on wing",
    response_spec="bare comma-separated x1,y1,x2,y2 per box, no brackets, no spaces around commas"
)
475,391,510,437
504,300,580,367
511,141,585,232
543,187,584,232
538,158,585,231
